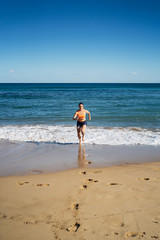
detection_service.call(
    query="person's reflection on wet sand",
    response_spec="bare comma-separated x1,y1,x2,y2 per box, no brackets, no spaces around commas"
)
78,144,86,167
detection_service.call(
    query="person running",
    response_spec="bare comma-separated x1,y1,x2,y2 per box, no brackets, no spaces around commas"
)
73,103,91,143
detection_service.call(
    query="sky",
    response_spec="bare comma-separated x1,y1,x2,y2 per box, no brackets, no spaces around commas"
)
0,0,160,83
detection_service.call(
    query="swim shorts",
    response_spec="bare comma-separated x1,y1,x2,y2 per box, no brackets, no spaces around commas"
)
77,121,87,128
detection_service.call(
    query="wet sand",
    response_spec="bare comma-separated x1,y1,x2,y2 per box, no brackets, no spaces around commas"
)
0,161,160,240
0,140,160,176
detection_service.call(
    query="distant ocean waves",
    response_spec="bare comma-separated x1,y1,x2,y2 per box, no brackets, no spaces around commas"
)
0,125,160,145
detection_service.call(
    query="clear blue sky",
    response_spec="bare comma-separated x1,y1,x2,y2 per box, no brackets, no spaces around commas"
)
0,0,160,83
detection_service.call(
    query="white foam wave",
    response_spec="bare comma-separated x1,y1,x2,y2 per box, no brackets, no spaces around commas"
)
0,125,160,145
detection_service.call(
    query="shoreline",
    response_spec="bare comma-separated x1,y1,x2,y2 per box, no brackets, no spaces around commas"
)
0,161,160,239
0,140,160,176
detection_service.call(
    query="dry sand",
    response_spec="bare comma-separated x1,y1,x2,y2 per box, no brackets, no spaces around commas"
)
0,161,160,240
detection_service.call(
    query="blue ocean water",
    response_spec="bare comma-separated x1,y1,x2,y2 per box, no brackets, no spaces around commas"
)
0,83,160,127
0,83,160,145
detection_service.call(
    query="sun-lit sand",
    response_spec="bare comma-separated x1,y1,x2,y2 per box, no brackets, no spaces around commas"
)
0,161,160,240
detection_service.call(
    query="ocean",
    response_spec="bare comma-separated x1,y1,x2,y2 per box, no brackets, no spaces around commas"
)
0,83,160,145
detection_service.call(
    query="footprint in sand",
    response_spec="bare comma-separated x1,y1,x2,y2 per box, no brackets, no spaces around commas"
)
79,171,86,175
66,222,80,232
35,184,50,187
23,220,38,225
81,184,87,189
16,181,29,185
138,177,150,181
0,214,16,221
104,233,109,236
153,216,160,224
125,231,145,238
85,161,92,164
107,182,121,186
151,236,159,239
71,203,79,210
0,214,6,219
85,178,98,183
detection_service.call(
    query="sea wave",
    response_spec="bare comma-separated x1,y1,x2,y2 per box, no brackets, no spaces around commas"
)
0,125,160,145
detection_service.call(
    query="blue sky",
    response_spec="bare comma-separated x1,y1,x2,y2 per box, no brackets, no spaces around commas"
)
0,0,160,83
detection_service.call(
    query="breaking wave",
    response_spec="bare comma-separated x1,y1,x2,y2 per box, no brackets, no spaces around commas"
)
0,125,160,145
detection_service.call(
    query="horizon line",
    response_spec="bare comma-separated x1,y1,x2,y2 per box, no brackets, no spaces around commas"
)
0,82,160,84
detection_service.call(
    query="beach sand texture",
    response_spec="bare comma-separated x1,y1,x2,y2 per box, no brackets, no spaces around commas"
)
0,162,160,240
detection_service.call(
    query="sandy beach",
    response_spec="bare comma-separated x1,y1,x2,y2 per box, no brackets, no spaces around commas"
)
0,161,160,240
1,0,160,237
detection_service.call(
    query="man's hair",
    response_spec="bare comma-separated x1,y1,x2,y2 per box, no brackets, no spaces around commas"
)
79,102,83,106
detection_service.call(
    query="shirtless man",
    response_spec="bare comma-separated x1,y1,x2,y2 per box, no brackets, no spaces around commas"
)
73,103,91,143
